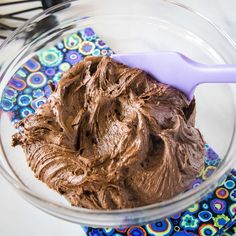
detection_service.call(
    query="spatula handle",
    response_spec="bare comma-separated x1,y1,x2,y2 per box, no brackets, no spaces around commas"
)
180,54,236,99
194,64,236,85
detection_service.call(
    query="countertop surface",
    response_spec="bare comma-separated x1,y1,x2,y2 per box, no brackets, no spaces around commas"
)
0,0,236,235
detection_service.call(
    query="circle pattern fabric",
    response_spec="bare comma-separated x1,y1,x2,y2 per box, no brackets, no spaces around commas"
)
1,28,235,236
0,28,112,123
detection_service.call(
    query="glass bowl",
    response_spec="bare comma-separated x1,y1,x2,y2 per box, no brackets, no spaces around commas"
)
1,0,236,228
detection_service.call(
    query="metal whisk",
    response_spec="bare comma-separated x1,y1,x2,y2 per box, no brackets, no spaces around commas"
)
0,0,68,43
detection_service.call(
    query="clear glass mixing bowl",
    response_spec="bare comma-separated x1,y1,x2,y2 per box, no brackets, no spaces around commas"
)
1,0,236,228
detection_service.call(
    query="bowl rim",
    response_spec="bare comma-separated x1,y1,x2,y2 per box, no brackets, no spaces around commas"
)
1,0,236,225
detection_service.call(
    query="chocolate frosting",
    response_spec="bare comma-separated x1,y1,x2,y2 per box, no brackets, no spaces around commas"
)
12,56,205,210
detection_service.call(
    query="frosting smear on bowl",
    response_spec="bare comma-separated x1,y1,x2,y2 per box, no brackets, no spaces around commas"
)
12,56,205,210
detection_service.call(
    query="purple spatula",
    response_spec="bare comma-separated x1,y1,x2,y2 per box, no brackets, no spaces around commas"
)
111,52,236,100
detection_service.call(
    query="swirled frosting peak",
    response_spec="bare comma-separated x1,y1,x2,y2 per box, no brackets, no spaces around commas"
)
12,56,205,210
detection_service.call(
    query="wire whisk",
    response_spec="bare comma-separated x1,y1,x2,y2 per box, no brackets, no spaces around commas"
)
0,0,67,41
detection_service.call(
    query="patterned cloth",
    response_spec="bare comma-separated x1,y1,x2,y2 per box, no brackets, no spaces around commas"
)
0,28,112,123
1,28,235,235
